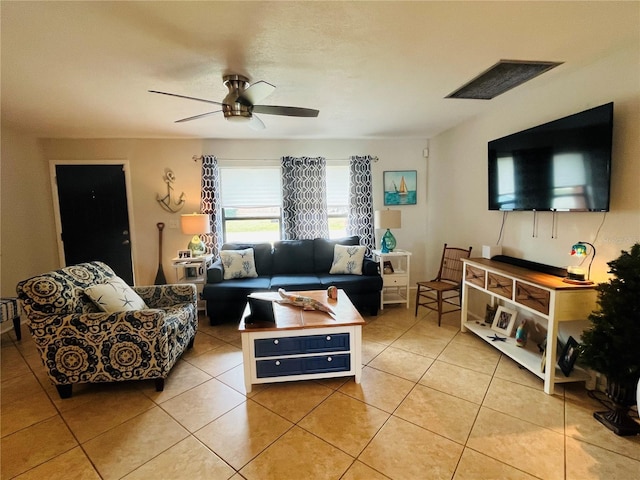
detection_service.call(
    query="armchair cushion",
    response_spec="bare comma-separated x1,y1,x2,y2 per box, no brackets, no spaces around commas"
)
84,276,148,312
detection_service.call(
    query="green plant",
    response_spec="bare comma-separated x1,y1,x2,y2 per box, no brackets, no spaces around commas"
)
579,243,640,383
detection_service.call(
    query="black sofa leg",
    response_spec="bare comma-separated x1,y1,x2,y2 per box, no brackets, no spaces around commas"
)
155,378,165,392
56,384,72,399
188,336,195,349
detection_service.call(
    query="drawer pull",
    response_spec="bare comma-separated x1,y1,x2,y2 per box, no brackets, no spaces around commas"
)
273,339,279,345
275,360,280,366
327,357,332,362
326,336,331,341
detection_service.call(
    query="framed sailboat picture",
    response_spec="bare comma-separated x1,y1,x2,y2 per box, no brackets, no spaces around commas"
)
383,170,417,205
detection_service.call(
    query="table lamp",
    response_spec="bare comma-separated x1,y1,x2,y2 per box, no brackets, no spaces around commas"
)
567,241,596,283
374,209,401,252
180,213,211,257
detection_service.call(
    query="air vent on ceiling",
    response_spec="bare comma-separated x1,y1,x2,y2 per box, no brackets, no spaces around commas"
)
446,60,563,100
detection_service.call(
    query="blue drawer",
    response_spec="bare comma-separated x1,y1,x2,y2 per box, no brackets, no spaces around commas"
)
256,354,351,378
254,333,350,357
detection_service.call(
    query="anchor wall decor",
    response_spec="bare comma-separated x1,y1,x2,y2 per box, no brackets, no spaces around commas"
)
157,169,185,213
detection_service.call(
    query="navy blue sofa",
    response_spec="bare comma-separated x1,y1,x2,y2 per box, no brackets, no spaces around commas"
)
202,236,383,325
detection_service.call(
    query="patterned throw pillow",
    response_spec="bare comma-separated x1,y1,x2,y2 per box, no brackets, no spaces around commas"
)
221,248,259,280
84,276,148,312
329,244,366,275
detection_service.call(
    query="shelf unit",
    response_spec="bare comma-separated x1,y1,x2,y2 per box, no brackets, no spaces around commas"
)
372,249,412,309
461,257,597,395
171,254,214,311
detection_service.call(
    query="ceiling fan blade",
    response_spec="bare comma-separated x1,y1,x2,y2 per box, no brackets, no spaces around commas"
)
236,81,276,107
175,110,222,123
252,105,319,117
248,114,266,130
149,90,223,106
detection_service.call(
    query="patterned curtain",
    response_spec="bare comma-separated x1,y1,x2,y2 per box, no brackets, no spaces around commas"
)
281,156,329,240
200,155,223,257
348,155,375,254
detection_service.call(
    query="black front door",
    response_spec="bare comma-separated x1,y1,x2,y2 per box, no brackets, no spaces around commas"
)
55,164,134,284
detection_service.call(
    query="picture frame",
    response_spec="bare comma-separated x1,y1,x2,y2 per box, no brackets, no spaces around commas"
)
484,304,497,325
558,336,579,377
383,170,417,205
491,306,518,336
383,260,394,274
177,249,192,259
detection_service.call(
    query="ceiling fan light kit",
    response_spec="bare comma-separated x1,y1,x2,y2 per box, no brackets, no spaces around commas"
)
150,73,318,128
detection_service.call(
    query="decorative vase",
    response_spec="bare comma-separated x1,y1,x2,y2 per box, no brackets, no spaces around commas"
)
382,229,396,252
515,320,528,347
381,237,389,253
593,377,640,436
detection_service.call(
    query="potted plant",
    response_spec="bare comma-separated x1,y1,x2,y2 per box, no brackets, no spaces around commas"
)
579,243,640,436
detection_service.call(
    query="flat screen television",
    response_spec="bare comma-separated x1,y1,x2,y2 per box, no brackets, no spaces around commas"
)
488,102,613,211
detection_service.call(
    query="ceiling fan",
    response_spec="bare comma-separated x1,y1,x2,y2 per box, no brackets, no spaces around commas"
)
149,74,319,130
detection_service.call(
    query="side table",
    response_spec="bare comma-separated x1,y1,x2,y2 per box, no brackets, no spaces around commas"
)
171,254,214,311
1,298,22,340
372,249,412,309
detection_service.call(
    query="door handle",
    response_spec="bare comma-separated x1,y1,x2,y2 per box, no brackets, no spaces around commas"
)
122,240,130,245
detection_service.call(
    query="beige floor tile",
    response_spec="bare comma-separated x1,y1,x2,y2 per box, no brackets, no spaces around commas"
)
406,318,460,340
362,321,406,345
138,359,212,403
484,377,565,433
391,330,450,358
82,406,189,480
61,387,156,442
453,447,538,479
494,354,545,389
367,345,434,382
0,344,31,381
160,378,246,432
437,341,500,375
240,426,353,480
123,435,235,479
395,384,480,443
180,331,227,358
13,446,101,480
359,416,463,480
341,460,391,479
1,416,78,479
199,321,242,345
196,399,293,470
361,339,387,364
251,380,333,422
215,363,269,397
299,391,390,456
565,436,640,480
565,397,640,461
1,372,58,437
338,366,414,413
185,343,243,376
467,407,564,480
419,360,492,404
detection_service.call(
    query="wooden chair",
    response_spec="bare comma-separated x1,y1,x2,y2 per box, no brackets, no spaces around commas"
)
415,244,472,326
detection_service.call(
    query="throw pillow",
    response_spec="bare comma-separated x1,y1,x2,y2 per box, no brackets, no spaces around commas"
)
329,244,366,275
84,276,148,312
221,248,259,280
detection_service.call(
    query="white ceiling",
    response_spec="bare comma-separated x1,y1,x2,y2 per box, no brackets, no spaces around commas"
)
2,1,638,140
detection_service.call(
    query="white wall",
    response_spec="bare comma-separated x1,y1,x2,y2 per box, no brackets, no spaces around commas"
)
427,43,640,283
1,136,428,293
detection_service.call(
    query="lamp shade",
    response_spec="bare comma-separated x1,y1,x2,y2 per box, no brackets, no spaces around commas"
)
180,213,211,235
374,209,401,229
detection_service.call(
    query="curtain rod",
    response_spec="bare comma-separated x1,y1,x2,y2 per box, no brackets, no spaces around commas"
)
192,155,379,162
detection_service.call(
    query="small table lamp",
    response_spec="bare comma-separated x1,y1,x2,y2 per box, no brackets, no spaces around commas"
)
181,213,211,257
567,241,596,282
374,209,401,252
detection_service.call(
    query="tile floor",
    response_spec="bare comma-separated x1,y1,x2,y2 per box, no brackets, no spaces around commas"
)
2,303,639,479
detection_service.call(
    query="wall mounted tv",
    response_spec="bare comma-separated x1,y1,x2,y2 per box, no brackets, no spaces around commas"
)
488,102,613,211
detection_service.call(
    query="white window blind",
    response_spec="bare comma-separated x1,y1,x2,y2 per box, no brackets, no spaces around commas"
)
326,165,349,207
220,167,282,207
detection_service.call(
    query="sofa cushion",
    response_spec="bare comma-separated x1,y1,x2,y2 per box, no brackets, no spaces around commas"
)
84,276,148,312
272,239,315,274
222,243,273,276
220,248,258,280
202,277,272,300
313,236,360,273
269,274,323,291
318,273,383,294
329,245,366,275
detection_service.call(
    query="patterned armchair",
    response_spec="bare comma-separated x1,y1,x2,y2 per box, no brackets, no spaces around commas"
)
16,261,197,399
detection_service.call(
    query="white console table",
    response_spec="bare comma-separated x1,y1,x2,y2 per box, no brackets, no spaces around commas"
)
461,258,597,395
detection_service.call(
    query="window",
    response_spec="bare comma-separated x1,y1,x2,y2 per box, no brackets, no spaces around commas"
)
220,166,282,243
220,162,350,242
